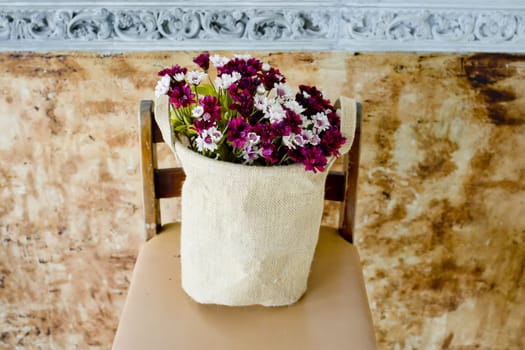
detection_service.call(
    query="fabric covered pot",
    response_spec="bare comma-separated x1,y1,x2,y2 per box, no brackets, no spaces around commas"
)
156,96,356,307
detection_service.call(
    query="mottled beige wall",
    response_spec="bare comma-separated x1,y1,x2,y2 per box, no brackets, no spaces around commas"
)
0,52,524,350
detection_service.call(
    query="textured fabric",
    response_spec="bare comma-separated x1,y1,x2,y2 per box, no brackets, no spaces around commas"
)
156,97,356,306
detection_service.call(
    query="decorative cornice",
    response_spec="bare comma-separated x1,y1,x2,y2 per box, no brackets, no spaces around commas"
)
0,2,524,52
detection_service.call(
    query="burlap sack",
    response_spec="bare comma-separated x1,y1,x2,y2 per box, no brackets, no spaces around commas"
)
155,96,356,306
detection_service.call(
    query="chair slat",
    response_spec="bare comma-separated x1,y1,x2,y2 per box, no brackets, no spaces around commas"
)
152,119,165,143
325,171,346,202
154,168,186,198
139,100,161,239
153,167,346,202
339,103,363,243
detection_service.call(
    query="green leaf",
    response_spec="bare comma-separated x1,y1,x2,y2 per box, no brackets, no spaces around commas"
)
196,84,217,98
182,113,193,125
174,125,187,133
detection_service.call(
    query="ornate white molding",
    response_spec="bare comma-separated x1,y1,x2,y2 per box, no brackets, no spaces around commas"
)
0,1,524,52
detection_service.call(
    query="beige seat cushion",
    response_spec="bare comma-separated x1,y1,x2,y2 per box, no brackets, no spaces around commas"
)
112,224,376,350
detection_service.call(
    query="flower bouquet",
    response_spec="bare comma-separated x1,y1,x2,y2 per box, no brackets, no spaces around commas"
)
154,53,356,307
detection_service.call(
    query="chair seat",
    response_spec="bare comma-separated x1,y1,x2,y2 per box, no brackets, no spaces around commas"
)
112,224,376,350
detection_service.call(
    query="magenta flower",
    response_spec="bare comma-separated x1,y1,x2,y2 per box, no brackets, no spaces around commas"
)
228,83,256,118
259,67,285,90
227,118,249,148
169,84,195,108
261,143,279,164
193,53,210,71
157,53,348,172
302,147,328,173
321,128,346,157
218,57,262,77
200,95,221,122
295,85,333,115
158,64,187,77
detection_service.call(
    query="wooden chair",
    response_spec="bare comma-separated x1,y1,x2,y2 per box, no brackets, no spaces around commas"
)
111,100,376,350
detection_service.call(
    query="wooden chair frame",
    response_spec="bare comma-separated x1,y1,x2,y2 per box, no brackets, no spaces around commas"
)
139,99,362,242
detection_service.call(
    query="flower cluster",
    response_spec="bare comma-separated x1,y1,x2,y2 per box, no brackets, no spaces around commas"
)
155,53,346,172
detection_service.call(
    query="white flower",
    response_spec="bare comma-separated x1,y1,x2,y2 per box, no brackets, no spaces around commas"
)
246,132,260,145
214,77,228,89
293,134,306,147
262,63,271,72
303,130,321,145
242,144,260,163
214,72,241,89
232,72,242,81
234,54,252,60
284,100,305,114
256,84,266,94
282,134,295,148
254,94,267,111
210,54,230,67
283,131,317,149
266,101,286,124
192,105,204,118
283,133,305,149
301,114,313,128
196,126,223,152
155,74,171,98
312,112,330,132
274,83,293,100
187,71,207,85
302,91,311,98
174,72,185,82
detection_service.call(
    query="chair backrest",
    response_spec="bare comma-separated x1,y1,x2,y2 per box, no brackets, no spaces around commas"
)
139,100,362,243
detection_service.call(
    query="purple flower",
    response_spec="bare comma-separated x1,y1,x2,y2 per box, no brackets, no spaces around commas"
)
259,67,285,90
193,53,210,71
295,85,333,115
158,64,187,77
169,84,195,108
218,57,262,77
253,123,276,144
228,82,256,118
320,127,346,157
302,147,327,173
200,95,221,122
261,143,279,164
227,117,249,148
280,109,303,134
158,54,345,172
326,110,341,129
